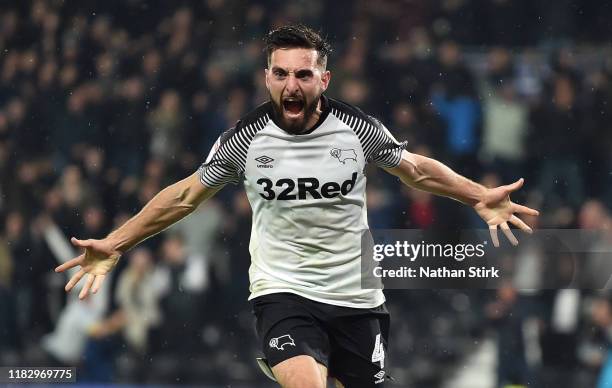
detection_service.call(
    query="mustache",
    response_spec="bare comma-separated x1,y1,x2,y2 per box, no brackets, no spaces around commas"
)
282,94,304,101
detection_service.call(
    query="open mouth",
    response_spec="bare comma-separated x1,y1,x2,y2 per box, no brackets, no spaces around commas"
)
282,98,304,116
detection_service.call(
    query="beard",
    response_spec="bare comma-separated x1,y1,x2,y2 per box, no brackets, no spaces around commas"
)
270,92,320,135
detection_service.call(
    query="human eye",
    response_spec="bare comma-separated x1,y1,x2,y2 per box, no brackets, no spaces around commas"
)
273,69,287,79
296,70,313,80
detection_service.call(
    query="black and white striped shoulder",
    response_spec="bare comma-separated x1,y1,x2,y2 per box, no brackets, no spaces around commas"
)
199,102,272,188
328,98,408,168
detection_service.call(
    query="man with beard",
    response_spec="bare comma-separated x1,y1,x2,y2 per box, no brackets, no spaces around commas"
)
56,25,539,387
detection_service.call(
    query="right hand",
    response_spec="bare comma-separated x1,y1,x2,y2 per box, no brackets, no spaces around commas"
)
55,237,122,300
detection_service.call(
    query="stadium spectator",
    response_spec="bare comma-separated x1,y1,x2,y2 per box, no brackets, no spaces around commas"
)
528,74,585,210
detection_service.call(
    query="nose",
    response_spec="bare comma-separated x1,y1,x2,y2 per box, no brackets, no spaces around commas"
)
285,73,299,93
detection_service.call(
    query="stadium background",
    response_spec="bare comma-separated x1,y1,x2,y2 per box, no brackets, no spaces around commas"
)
1,0,612,387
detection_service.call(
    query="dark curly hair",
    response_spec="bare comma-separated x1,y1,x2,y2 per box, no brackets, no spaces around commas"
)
264,24,332,68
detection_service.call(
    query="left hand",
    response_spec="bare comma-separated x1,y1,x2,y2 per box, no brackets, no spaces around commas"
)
473,178,539,247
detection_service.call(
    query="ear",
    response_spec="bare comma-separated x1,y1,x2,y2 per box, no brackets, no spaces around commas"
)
264,68,271,90
320,70,331,92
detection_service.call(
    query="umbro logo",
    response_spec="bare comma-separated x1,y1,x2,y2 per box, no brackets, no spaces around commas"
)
255,155,274,164
374,370,385,384
255,155,274,169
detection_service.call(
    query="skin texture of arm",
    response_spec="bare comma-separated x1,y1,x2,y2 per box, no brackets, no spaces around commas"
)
107,172,220,253
55,172,221,299
385,150,486,206
385,150,539,247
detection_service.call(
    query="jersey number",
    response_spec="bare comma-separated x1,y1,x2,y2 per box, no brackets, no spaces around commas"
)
371,333,385,368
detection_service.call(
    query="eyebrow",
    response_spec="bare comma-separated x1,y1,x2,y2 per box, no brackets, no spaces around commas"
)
295,69,313,77
270,66,314,76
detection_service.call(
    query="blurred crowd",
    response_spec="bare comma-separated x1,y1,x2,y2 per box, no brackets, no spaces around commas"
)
0,0,612,386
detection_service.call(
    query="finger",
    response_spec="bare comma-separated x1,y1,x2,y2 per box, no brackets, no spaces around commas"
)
91,274,106,294
505,178,524,193
65,269,86,292
509,215,533,234
513,203,540,216
55,254,84,273
489,225,500,248
501,222,519,246
79,273,95,300
71,237,93,249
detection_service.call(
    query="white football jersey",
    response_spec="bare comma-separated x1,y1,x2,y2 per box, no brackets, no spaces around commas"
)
198,96,407,308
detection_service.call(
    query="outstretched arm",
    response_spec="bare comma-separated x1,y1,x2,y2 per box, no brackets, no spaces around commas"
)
385,150,539,246
55,172,220,299
103,172,219,253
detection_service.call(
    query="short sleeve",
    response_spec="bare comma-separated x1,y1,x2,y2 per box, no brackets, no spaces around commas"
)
366,117,408,168
197,130,242,188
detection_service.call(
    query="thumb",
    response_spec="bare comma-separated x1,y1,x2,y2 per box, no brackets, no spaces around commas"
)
505,178,524,193
71,237,93,248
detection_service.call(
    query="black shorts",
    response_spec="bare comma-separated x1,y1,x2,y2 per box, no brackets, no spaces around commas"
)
251,292,390,387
